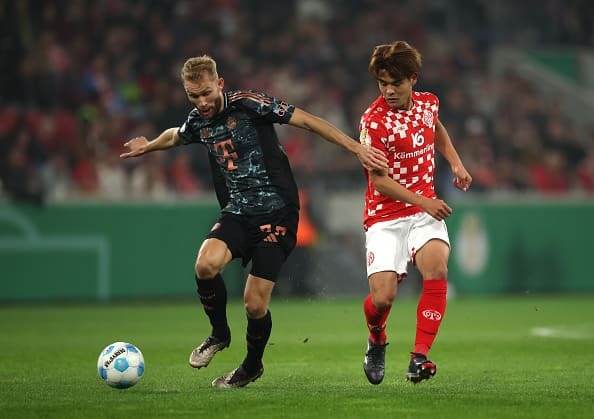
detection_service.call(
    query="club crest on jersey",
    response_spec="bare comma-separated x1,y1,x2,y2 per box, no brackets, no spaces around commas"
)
422,109,434,127
226,117,237,130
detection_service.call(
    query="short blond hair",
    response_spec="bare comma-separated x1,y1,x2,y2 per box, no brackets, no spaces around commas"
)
181,55,219,82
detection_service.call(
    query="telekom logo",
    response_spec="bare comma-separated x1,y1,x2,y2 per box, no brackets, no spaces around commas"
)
422,309,442,321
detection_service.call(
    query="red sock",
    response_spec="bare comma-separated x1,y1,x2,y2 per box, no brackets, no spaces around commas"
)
414,279,447,356
363,294,391,344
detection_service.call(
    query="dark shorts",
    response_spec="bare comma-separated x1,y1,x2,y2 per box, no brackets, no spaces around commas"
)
206,205,299,282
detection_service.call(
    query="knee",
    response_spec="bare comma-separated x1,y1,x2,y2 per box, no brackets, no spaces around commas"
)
372,292,395,311
195,257,220,280
244,298,266,319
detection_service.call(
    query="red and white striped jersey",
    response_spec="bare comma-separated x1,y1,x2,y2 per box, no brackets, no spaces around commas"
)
359,92,439,229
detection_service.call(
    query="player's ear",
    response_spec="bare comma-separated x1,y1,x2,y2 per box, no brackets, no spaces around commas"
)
218,77,225,89
411,73,418,86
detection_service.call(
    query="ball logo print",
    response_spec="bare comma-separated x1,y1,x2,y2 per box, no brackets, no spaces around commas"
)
97,342,145,389
422,309,442,321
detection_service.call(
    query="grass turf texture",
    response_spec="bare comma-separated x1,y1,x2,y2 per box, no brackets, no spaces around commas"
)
1,295,593,419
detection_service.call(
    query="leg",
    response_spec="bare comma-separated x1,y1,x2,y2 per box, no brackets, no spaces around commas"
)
366,271,399,343
406,238,449,383
363,271,398,385
413,238,449,356
242,274,275,370
189,238,233,369
212,246,284,388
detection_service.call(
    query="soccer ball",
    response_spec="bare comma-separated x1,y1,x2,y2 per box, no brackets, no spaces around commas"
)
97,342,145,389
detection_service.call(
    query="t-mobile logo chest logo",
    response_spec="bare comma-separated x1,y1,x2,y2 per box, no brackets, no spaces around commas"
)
412,131,425,148
214,139,238,170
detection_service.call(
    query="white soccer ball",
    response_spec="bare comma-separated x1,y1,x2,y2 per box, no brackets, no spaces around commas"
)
97,342,145,389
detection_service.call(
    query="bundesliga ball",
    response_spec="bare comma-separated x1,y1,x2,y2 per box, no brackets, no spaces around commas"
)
97,342,145,389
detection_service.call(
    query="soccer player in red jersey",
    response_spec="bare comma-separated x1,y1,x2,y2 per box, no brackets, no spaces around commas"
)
359,41,472,384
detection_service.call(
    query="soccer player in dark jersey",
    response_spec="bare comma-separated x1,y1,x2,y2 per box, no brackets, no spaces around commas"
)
359,41,472,385
120,55,387,388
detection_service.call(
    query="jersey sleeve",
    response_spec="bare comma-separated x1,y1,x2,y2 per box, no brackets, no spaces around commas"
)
359,114,389,156
177,109,201,145
230,91,295,124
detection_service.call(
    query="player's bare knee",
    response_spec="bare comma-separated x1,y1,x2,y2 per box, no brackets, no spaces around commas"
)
373,294,395,311
195,259,220,280
244,300,266,319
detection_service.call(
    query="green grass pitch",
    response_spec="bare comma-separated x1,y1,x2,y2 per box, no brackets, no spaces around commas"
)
1,295,593,418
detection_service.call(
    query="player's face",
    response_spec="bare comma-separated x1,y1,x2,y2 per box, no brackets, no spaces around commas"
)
184,73,225,119
376,69,417,110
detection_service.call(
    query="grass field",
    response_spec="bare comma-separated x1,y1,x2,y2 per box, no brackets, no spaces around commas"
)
1,295,593,418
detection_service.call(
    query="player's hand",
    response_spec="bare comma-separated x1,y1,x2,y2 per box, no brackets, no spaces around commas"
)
452,165,472,191
120,137,150,159
421,198,452,221
357,144,388,172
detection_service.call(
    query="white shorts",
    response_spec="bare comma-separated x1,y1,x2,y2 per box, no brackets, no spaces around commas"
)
365,212,450,280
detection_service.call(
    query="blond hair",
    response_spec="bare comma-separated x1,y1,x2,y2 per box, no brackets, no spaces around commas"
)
368,41,422,81
181,55,219,82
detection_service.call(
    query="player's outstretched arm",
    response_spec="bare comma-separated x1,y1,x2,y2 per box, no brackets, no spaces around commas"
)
288,108,388,172
434,120,472,191
120,127,181,159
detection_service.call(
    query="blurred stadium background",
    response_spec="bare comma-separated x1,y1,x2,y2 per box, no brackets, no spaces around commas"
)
1,0,593,302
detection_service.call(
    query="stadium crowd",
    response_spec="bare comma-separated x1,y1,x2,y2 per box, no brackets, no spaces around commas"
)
1,0,593,205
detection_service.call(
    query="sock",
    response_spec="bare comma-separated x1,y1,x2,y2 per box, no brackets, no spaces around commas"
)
363,294,391,345
196,274,230,341
414,279,447,356
242,310,272,374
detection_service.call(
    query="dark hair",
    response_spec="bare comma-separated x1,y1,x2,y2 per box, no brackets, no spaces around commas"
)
368,41,422,81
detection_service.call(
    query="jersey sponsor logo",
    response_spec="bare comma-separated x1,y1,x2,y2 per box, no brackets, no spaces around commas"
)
395,143,434,160
412,131,425,147
214,139,238,170
422,309,442,321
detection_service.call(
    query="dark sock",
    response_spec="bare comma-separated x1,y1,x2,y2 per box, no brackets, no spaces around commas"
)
242,310,272,374
196,274,230,341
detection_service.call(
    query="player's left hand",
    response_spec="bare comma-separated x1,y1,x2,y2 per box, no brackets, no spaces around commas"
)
357,145,388,172
452,165,472,191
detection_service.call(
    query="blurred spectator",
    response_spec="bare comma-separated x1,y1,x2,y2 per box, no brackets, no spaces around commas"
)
1,141,44,206
531,149,571,194
169,151,204,197
97,150,128,200
40,153,72,201
129,152,172,201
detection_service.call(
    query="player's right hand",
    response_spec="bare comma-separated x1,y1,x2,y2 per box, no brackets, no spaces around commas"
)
422,198,452,221
120,136,149,159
